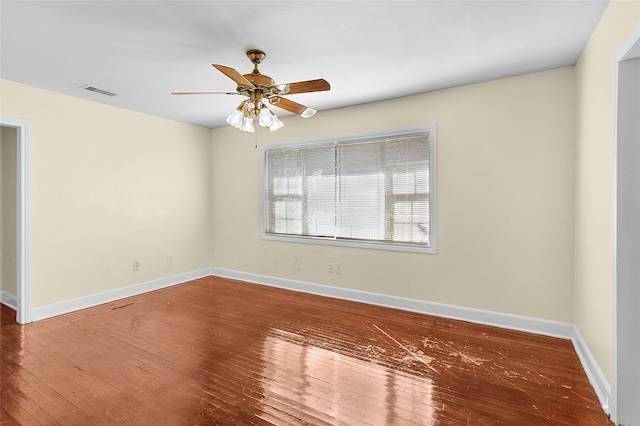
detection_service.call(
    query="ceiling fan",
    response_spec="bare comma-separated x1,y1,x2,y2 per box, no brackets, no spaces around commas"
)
172,49,330,132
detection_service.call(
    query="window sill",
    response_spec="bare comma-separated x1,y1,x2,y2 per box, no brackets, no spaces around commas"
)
261,233,437,254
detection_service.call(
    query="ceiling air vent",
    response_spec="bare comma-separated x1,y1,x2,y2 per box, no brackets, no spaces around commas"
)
79,84,118,97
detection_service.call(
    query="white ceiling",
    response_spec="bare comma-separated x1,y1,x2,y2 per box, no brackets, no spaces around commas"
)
0,1,609,129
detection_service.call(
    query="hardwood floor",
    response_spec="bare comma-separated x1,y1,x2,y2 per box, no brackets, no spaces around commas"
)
1,276,612,425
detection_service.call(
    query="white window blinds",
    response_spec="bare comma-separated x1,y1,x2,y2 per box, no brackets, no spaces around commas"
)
263,126,436,252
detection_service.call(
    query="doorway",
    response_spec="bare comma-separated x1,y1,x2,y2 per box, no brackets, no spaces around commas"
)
0,116,31,324
613,27,640,426
1,127,18,309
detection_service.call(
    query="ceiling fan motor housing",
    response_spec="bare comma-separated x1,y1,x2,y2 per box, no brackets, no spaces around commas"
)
242,73,274,90
241,50,275,91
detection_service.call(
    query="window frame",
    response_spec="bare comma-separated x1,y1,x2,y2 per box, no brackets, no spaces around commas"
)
260,125,437,254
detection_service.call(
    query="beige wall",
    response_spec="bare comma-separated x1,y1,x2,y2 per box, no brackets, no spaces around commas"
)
574,0,640,383
211,67,577,323
0,127,18,296
1,126,18,296
0,80,212,308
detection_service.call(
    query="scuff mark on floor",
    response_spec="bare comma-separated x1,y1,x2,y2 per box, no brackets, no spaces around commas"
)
425,335,533,397
372,324,439,373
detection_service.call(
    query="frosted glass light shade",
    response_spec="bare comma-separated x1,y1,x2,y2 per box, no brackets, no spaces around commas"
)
258,107,275,127
241,115,255,132
226,109,244,128
269,116,284,132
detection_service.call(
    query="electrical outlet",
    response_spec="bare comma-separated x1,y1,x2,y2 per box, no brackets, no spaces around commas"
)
133,261,140,271
335,262,342,274
167,255,174,265
328,263,334,273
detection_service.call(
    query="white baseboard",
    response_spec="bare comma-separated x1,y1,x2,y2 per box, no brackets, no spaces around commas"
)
30,268,213,322
0,290,18,310
572,327,612,416
210,267,611,414
210,267,574,338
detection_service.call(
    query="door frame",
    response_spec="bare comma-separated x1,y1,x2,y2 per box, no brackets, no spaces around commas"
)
0,115,31,324
612,24,640,425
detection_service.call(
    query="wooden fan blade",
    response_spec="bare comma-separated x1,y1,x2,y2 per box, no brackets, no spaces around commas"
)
276,79,330,95
171,91,238,95
212,64,256,88
271,97,317,118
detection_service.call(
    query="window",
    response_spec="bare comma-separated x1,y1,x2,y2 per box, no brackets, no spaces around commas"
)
261,125,437,253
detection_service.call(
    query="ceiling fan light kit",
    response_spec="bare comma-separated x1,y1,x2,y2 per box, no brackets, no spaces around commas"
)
172,49,330,133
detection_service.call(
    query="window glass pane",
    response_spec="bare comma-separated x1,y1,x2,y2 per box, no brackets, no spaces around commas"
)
302,146,336,237
273,199,302,234
392,199,429,244
336,172,385,240
266,149,303,235
336,136,429,244
337,142,386,241
266,145,335,237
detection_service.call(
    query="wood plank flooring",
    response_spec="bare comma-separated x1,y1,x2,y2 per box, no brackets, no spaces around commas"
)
1,276,612,425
